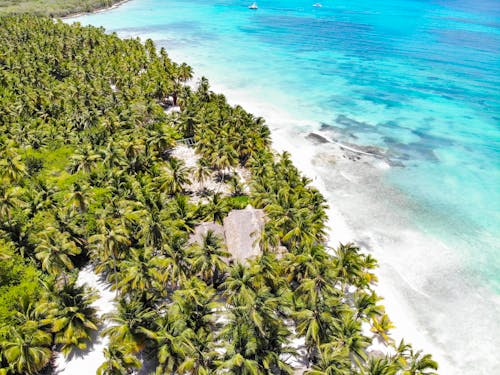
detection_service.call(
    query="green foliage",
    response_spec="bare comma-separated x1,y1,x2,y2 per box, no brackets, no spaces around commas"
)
0,14,438,375
0,0,123,17
0,241,43,327
224,195,250,209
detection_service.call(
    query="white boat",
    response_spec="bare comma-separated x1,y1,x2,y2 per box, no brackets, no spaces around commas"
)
313,3,322,7
248,2,258,9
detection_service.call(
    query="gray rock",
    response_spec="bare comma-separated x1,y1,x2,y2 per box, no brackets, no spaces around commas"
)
305,132,330,144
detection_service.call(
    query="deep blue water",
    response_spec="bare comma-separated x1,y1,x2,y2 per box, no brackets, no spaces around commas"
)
71,0,500,372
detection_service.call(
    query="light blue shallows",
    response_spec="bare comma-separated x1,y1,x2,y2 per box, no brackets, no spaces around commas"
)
71,0,500,373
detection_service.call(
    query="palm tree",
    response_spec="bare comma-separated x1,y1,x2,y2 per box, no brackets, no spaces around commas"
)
218,299,293,375
138,209,167,253
0,148,26,183
103,298,155,354
68,143,102,174
178,106,201,138
23,181,58,221
395,340,438,375
304,346,351,375
13,296,54,332
89,217,131,289
403,351,438,375
189,230,229,286
170,62,193,106
35,228,81,277
176,330,218,375
0,185,23,227
196,76,211,102
354,291,384,321
165,157,192,195
361,357,399,375
102,141,126,169
166,194,198,234
202,192,229,225
97,344,142,375
248,252,285,296
114,247,158,296
371,314,395,345
145,126,176,158
0,326,52,375
171,278,220,332
178,63,193,83
50,281,100,356
212,144,238,173
332,243,365,291
294,306,338,363
216,354,260,375
330,312,371,368
168,280,220,373
158,234,191,290
220,263,260,306
194,158,212,191
140,315,194,374
283,246,328,288
66,183,92,231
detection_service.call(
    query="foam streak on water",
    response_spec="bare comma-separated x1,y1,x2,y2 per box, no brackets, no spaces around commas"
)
70,0,500,373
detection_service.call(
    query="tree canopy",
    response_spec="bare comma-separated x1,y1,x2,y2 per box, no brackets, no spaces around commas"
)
0,15,437,375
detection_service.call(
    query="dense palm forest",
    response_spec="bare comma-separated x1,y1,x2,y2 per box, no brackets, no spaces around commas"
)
0,15,438,375
0,0,123,17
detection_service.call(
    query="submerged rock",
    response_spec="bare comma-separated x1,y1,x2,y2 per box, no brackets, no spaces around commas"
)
306,132,330,144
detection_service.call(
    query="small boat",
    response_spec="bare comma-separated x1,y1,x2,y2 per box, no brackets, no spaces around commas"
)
248,2,258,9
313,3,322,7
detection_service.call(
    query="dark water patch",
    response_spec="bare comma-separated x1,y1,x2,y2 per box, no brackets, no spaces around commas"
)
319,122,360,140
324,115,447,164
436,0,500,15
379,127,444,163
396,141,439,162
411,128,455,148
387,159,406,167
439,16,500,29
436,28,500,55
341,142,387,158
319,122,334,131
361,93,402,109
248,15,385,55
335,114,372,129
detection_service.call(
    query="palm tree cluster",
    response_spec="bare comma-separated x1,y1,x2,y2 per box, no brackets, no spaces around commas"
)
0,15,437,375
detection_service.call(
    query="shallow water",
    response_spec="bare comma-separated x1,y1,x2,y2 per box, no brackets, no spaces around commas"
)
71,0,500,373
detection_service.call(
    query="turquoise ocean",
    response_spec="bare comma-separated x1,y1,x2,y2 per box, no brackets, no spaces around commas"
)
71,0,500,373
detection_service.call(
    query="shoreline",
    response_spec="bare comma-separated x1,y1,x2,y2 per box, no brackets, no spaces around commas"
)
203,80,457,373
61,0,131,19
64,11,500,374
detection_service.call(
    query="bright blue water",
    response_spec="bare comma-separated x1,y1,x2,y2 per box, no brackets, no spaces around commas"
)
71,0,500,372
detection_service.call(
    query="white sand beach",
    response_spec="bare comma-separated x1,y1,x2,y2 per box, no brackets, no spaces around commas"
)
202,80,459,373
54,266,116,375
